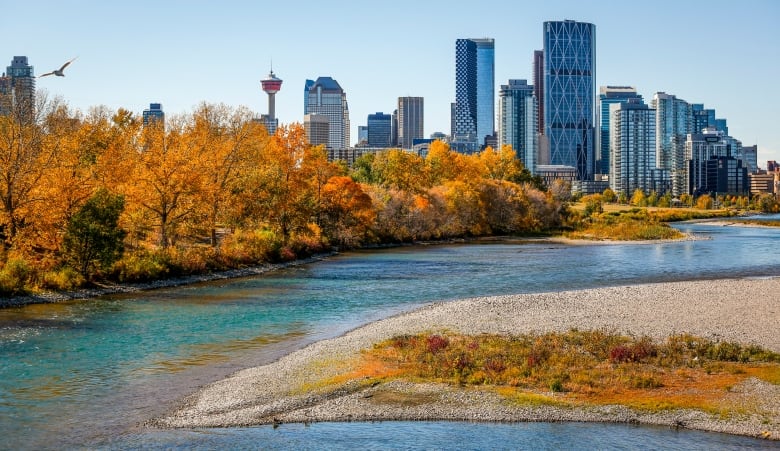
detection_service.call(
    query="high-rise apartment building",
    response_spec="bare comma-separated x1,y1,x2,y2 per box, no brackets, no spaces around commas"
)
397,97,424,149
1,56,35,117
543,20,596,180
304,77,350,149
652,92,692,196
691,104,715,134
453,38,494,153
142,103,164,126
609,99,657,196
598,86,641,175
367,112,392,148
498,79,538,173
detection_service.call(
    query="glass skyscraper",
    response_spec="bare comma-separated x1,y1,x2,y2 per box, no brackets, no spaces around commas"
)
543,20,596,180
304,77,350,149
367,112,392,148
498,79,537,173
454,38,494,153
1,56,35,117
598,86,642,175
652,92,691,196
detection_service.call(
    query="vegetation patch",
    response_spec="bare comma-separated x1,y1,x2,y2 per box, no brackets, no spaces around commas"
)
345,330,780,414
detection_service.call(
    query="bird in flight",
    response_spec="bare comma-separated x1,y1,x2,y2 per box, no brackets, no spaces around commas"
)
38,57,77,78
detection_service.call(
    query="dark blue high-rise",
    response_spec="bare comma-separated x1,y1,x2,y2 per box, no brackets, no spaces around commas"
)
543,20,596,180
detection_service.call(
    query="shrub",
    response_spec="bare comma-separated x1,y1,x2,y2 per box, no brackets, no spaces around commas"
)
39,267,85,291
0,258,33,295
109,250,179,283
426,334,449,354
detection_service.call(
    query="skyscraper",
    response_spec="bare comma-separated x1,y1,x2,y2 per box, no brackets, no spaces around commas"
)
533,50,544,136
304,114,329,147
397,96,424,149
1,56,35,117
652,92,691,196
691,104,715,134
543,20,596,180
498,79,538,173
367,112,392,147
598,86,642,175
454,38,494,153
609,98,657,196
142,103,164,126
304,77,350,149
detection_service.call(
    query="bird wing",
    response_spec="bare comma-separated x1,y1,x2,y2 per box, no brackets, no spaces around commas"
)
38,72,55,78
59,57,77,71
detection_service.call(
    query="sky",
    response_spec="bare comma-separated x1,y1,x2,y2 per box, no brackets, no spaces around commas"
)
3,0,779,166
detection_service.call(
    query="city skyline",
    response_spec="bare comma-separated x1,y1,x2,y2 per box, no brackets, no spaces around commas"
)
2,1,779,165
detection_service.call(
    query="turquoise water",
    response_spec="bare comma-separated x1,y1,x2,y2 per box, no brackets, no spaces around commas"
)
1,219,779,449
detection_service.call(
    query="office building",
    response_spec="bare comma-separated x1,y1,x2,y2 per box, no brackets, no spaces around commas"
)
304,77,350,149
303,79,315,116
498,79,538,173
397,97,424,149
686,128,739,195
598,86,642,175
142,103,164,126
304,113,329,147
357,126,368,146
367,112,392,148
1,56,35,117
742,145,758,173
609,99,657,196
453,38,495,153
543,20,596,180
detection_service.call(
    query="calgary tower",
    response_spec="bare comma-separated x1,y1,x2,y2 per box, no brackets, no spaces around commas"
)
261,68,283,135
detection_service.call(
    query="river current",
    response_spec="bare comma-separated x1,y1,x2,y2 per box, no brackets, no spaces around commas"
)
1,217,779,450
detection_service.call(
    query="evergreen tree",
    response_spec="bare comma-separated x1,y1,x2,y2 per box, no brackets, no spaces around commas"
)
63,189,126,280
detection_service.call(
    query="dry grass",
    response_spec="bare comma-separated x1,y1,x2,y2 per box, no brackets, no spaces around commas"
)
346,330,780,414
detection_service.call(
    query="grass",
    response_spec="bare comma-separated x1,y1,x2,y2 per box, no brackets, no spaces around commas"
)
342,330,780,415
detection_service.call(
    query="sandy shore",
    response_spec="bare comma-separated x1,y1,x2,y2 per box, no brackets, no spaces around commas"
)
154,277,780,440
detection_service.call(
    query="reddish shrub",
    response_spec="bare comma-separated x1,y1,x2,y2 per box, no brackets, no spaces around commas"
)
426,335,449,354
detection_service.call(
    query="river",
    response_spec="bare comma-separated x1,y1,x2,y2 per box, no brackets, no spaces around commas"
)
1,217,779,450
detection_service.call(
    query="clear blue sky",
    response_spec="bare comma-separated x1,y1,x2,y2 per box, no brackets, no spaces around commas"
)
3,0,779,165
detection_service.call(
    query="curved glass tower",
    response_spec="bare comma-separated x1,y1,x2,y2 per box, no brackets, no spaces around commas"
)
454,38,494,153
543,21,596,180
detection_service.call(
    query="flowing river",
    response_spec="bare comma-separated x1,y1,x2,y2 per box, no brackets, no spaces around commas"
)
1,217,779,450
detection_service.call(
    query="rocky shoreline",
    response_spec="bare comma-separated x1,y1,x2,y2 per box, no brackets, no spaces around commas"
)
153,277,780,440
0,253,338,308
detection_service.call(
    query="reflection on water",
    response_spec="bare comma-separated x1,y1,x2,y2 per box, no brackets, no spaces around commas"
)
138,328,307,375
0,221,778,448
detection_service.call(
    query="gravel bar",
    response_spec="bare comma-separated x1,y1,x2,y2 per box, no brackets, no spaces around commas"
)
153,277,780,440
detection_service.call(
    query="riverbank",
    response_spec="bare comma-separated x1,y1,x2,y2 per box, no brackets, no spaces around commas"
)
0,253,339,308
153,277,780,440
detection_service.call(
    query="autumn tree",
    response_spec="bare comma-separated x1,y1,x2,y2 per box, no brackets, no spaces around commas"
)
247,123,325,243
319,176,375,247
0,93,63,251
371,149,429,193
188,103,268,246
124,119,205,248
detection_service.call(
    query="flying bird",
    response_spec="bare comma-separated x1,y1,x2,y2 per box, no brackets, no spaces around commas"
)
38,57,77,78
